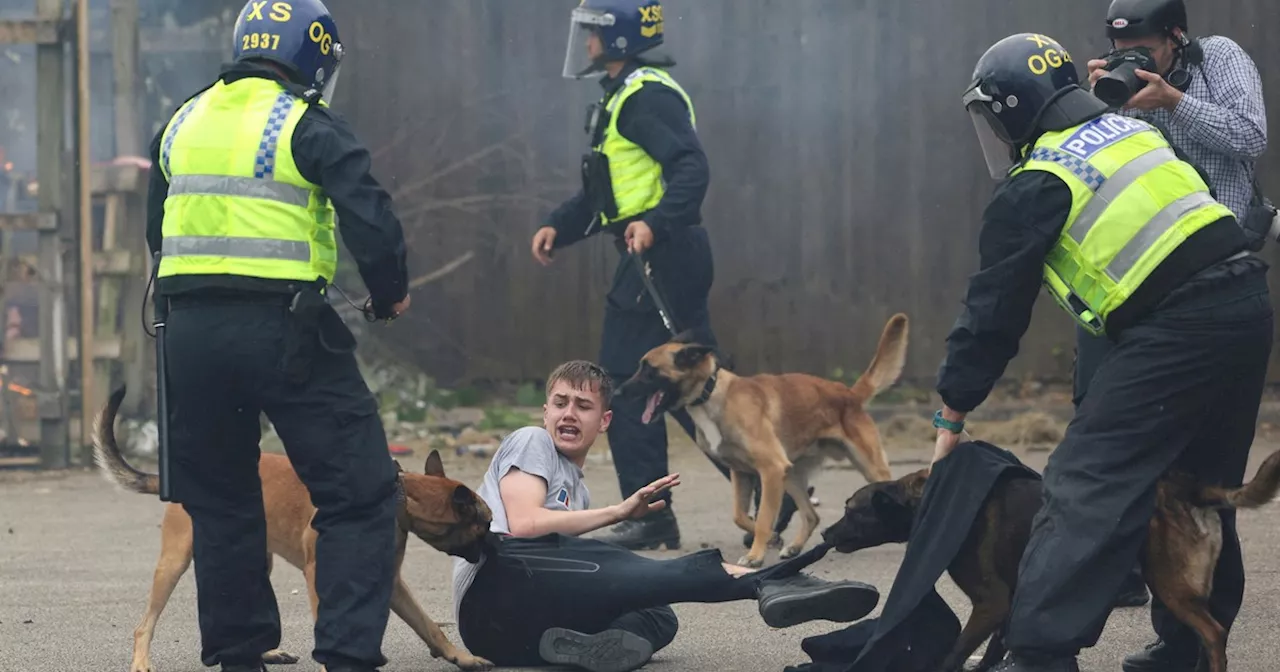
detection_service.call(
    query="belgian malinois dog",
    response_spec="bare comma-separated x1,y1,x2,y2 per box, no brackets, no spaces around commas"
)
93,387,497,672
618,313,909,568
822,449,1280,672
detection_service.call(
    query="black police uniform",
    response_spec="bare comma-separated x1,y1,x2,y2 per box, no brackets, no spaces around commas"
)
145,61,408,671
937,167,1269,663
545,59,801,547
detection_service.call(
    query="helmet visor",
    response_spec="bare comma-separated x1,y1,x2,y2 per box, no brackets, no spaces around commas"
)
963,84,1014,180
562,7,614,79
321,64,342,102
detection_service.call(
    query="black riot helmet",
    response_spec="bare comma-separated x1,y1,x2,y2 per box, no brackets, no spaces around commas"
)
962,33,1109,179
1105,0,1188,40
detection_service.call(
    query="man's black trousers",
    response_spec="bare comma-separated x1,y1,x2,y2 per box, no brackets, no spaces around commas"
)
457,533,793,667
600,226,799,528
1006,257,1272,657
163,292,400,670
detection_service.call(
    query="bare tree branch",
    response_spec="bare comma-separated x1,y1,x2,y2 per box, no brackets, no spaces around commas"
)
389,131,528,201
409,251,475,289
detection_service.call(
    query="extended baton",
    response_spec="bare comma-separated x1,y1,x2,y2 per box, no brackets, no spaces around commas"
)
633,252,679,337
150,252,173,502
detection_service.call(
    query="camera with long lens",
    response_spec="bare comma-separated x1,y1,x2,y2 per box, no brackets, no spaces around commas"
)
1093,46,1158,108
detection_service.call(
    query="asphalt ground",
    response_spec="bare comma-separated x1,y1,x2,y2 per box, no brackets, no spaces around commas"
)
3,427,1280,672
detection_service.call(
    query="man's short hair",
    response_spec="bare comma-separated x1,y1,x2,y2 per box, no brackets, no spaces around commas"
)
546,360,614,410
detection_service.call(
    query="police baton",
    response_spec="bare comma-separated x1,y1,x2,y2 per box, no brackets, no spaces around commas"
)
632,251,680,337
149,252,174,502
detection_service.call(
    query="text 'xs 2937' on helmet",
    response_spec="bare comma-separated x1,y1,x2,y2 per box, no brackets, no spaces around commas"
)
233,0,345,102
563,0,667,79
962,33,1108,179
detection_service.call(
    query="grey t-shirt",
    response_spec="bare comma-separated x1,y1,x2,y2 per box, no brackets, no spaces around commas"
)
451,426,591,620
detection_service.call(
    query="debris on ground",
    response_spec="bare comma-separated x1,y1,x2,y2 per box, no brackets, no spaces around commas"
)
879,411,1065,448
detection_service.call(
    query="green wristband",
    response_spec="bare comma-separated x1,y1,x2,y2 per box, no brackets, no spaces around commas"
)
933,410,965,434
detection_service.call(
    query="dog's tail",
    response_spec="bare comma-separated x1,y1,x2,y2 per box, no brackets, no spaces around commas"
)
1197,448,1280,510
92,386,160,496
850,313,910,403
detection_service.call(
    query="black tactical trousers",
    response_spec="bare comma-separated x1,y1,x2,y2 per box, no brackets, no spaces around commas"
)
1006,258,1271,658
164,291,399,670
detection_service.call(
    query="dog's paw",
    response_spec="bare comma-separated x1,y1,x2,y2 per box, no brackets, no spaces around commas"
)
129,660,155,672
736,553,766,568
451,653,495,671
779,544,804,559
262,648,300,664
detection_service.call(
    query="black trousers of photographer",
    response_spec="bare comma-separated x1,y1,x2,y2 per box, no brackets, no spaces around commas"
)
163,290,400,671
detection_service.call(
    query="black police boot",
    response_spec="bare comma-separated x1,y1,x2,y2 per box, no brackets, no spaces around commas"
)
1113,572,1151,608
1122,638,1206,672
755,573,880,629
220,664,267,672
538,627,654,672
592,506,680,550
990,652,1081,672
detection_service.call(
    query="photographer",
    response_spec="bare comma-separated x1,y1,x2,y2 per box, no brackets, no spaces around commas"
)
1080,3,1268,671
1088,0,1267,222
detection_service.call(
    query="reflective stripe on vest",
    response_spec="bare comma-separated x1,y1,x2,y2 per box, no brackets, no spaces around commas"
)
168,174,313,207
1010,113,1234,335
161,235,311,262
595,67,696,225
157,77,338,284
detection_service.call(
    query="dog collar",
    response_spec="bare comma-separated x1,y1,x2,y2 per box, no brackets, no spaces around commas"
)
690,369,718,407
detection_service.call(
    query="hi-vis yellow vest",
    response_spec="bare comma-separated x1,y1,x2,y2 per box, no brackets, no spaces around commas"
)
594,66,696,226
157,77,338,284
1009,113,1234,335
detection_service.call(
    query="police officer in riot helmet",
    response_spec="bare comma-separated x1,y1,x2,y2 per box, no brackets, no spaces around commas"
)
534,0,808,551
147,0,410,670
935,33,1270,672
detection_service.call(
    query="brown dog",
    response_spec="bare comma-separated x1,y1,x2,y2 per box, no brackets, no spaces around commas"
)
821,450,1280,672
618,313,909,568
92,387,496,672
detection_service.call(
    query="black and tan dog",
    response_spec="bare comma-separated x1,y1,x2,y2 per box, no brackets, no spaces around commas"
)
92,387,496,672
618,313,909,568
822,451,1280,672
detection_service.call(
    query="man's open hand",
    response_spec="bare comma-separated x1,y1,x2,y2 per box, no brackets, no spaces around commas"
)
532,227,557,266
613,473,681,521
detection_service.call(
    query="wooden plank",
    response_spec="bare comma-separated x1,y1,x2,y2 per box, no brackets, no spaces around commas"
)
37,0,68,470
76,0,94,460
15,249,135,276
110,0,141,157
3,336,121,363
0,213,56,231
0,18,62,45
92,163,145,194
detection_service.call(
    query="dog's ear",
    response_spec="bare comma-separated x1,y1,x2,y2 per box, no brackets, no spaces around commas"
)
674,344,715,370
393,459,404,473
425,449,446,477
452,484,477,516
871,486,908,514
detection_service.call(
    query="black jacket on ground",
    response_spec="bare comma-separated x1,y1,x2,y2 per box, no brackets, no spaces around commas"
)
935,169,1247,414
146,61,409,319
784,441,1042,672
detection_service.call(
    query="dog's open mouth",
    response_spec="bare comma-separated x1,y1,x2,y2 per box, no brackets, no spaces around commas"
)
642,391,665,424
556,425,581,442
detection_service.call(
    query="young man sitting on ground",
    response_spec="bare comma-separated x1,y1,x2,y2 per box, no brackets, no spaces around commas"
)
451,360,881,672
